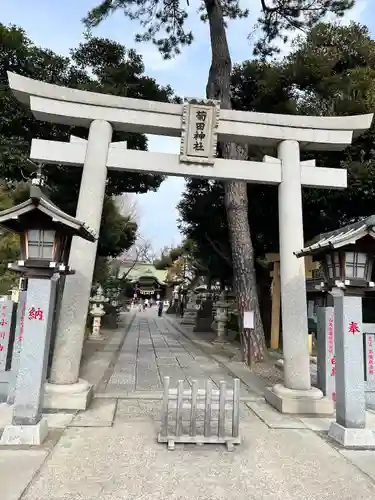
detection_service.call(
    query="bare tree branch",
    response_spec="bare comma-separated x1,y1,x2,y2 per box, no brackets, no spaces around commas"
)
114,193,140,223
118,236,155,279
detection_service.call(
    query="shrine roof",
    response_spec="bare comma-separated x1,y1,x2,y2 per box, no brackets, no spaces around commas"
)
119,262,168,284
0,184,96,242
295,215,375,257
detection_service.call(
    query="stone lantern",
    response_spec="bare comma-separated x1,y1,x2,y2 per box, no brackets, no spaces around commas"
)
295,215,375,448
181,290,197,326
213,291,230,343
4,179,95,277
89,285,109,340
0,173,96,445
112,286,121,307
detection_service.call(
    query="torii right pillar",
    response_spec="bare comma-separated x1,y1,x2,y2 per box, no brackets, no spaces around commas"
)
264,140,333,414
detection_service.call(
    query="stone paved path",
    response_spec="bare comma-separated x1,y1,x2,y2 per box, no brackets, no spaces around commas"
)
100,310,255,397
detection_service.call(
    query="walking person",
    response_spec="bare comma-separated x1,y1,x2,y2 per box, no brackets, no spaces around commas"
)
179,296,185,317
158,299,163,317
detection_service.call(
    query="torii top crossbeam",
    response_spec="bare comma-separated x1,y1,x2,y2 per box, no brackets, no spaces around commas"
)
7,72,373,151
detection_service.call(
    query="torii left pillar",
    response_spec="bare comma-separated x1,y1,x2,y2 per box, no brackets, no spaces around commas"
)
44,120,112,410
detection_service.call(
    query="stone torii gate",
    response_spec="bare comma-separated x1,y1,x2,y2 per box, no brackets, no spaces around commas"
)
7,72,373,414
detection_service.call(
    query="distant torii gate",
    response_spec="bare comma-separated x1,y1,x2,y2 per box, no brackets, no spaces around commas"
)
7,71,373,415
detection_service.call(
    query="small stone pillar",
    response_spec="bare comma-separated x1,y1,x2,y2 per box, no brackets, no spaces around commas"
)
364,329,375,409
0,298,16,378
1,275,59,445
328,287,375,447
7,288,27,405
88,286,108,340
316,306,336,401
213,291,229,343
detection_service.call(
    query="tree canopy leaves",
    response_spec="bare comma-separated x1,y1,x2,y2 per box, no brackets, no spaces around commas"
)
0,24,174,197
179,22,375,282
83,0,354,59
0,23,175,260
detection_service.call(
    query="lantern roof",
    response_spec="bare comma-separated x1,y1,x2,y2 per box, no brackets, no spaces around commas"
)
295,215,375,258
0,182,96,242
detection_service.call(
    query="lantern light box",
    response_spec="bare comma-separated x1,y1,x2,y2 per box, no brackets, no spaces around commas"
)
0,180,95,275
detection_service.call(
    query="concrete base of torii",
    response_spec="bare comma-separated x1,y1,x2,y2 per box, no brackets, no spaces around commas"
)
43,379,93,411
264,384,334,415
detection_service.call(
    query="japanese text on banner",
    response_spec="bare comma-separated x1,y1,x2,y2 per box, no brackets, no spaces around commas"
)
0,305,8,352
368,335,374,376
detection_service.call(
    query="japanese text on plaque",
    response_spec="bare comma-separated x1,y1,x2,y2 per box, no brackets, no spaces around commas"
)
192,109,207,153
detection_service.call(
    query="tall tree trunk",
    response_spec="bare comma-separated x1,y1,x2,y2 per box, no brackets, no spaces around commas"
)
204,0,266,363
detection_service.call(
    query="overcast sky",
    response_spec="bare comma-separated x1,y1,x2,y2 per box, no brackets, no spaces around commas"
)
2,0,374,251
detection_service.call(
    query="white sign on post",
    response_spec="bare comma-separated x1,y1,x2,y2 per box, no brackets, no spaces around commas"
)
244,311,254,329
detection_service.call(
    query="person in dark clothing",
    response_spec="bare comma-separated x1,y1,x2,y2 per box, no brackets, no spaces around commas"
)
158,300,163,317
179,298,185,317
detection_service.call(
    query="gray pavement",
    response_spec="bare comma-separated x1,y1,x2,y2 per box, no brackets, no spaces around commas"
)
3,311,375,499
98,310,258,397
18,398,375,500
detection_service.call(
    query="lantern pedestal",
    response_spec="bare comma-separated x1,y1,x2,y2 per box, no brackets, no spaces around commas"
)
327,287,375,448
0,173,97,418
0,275,58,446
88,316,105,340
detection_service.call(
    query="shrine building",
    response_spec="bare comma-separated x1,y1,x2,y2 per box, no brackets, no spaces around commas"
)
117,262,169,299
